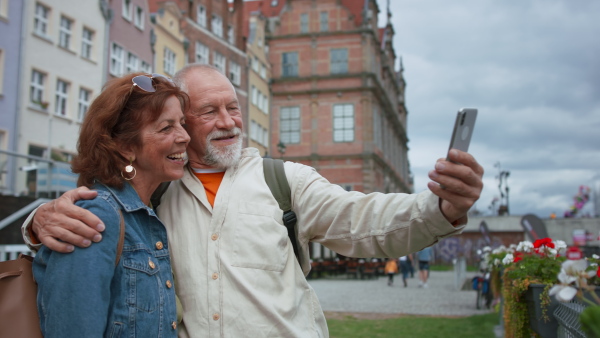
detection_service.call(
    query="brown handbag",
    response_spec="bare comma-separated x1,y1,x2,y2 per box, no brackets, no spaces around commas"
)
0,254,43,338
0,211,125,338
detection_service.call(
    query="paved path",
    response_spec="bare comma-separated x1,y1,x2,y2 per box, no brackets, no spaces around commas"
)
308,271,495,317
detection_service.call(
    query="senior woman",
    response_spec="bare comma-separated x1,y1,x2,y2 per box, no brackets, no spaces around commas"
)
33,72,190,337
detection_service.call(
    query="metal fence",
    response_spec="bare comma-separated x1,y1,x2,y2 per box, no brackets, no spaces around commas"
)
555,299,588,338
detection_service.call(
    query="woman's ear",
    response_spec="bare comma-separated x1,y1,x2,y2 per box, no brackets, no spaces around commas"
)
118,145,135,165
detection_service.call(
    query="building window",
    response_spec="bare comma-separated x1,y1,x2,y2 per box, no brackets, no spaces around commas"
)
252,56,260,73
78,88,91,122
211,14,223,38
333,104,354,142
164,47,176,75
260,63,267,79
280,106,300,144
34,3,49,36
282,52,298,77
110,43,124,76
300,13,308,33
228,25,235,44
134,6,144,29
55,79,69,116
195,42,209,64
229,61,241,86
126,52,138,73
251,86,257,105
59,16,73,49
122,0,132,21
140,61,151,73
330,48,348,74
213,51,226,74
30,70,46,107
81,27,93,59
320,11,328,32
197,5,206,27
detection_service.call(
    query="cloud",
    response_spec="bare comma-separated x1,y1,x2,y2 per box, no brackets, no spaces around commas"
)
381,0,600,218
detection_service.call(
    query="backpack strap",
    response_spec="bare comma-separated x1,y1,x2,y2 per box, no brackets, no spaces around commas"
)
150,182,171,209
115,210,125,266
263,158,300,264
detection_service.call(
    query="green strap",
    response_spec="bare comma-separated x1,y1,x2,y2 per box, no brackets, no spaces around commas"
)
263,158,300,264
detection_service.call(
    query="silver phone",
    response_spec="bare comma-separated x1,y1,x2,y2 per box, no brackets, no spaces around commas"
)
447,108,477,158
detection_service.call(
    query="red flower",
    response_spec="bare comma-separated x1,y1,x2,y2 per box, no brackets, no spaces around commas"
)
597,266,600,279
513,252,523,263
533,238,554,249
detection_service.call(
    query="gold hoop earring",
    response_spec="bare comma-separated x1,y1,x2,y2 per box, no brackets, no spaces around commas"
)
121,158,136,181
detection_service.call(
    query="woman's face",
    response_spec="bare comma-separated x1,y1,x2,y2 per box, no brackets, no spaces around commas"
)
133,96,190,185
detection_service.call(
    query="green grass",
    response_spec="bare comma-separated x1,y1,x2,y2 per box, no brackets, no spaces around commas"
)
428,264,479,272
327,312,499,338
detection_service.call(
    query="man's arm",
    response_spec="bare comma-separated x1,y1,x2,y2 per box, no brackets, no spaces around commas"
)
24,187,104,253
427,149,484,225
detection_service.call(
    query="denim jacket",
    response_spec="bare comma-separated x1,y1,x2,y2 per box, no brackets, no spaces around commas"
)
33,182,178,338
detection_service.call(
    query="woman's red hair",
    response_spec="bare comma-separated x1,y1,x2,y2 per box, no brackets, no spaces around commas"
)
71,73,189,189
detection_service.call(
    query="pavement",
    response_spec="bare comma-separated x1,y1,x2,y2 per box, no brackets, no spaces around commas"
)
308,270,497,317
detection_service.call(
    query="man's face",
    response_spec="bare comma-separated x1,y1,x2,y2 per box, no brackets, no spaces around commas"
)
183,69,244,169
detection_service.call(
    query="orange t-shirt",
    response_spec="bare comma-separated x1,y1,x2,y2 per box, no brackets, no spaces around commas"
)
192,170,225,207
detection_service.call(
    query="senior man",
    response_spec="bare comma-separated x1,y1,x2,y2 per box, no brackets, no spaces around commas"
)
25,64,484,337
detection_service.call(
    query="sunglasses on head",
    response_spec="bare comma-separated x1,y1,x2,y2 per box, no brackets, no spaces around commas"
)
131,73,174,93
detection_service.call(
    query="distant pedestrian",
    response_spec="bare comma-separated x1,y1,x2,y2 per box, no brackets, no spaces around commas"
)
399,255,411,287
417,246,434,288
385,258,399,286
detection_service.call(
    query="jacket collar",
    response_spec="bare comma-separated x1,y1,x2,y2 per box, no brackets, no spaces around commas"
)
95,181,152,213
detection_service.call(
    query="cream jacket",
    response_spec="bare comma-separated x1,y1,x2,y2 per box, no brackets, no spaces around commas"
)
157,148,466,337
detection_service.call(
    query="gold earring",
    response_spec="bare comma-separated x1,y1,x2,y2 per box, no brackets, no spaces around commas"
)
121,158,136,180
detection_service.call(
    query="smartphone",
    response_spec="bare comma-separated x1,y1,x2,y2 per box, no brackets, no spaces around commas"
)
447,108,477,159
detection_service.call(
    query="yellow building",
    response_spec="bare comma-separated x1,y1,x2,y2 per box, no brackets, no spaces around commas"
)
245,8,271,156
151,2,186,77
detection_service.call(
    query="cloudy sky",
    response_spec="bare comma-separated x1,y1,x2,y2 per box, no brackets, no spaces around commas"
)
376,0,600,218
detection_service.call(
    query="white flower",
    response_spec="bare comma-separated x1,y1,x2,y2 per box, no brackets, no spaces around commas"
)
494,258,501,266
477,249,482,256
491,246,503,254
554,240,567,252
517,241,534,253
547,248,558,258
549,284,578,302
502,254,513,265
561,260,596,281
593,254,599,259
483,246,492,253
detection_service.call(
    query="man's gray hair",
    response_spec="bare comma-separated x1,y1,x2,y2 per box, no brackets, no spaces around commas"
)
173,63,224,93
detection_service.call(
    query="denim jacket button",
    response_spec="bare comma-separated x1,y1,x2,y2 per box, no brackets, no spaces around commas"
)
212,273,219,280
171,321,177,329
213,313,220,321
166,280,172,288
211,233,219,241
149,259,156,269
155,241,164,250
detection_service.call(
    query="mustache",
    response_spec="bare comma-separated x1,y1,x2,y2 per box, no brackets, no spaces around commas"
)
207,127,242,141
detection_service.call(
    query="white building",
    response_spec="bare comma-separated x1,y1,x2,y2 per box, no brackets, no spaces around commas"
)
15,0,107,196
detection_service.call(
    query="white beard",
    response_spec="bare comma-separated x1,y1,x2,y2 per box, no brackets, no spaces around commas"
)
203,127,243,169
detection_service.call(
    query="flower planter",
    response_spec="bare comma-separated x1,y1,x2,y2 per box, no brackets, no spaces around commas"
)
525,284,559,338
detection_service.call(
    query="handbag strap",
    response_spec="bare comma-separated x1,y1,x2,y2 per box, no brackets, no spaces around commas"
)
115,211,125,266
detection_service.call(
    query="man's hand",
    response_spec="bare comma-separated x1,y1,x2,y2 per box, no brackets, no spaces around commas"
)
427,149,484,224
32,187,103,253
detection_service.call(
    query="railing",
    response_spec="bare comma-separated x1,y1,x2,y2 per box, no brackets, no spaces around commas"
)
0,244,35,262
0,149,77,198
555,299,588,338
